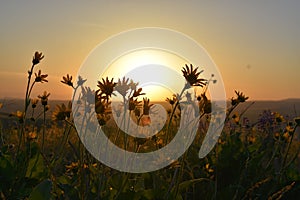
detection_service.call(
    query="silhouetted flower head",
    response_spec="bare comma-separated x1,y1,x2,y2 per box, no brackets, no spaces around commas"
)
38,91,50,106
181,64,206,88
32,51,44,65
231,90,249,106
131,88,145,98
129,97,141,111
273,112,285,123
95,99,111,115
199,93,211,114
115,77,130,97
166,94,177,106
61,74,74,87
97,77,116,101
31,98,39,108
11,110,24,123
81,86,95,105
34,70,48,83
77,76,87,87
143,98,153,115
129,79,139,91
52,101,72,121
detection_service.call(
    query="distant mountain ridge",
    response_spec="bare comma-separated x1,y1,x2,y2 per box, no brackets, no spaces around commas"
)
1,98,300,123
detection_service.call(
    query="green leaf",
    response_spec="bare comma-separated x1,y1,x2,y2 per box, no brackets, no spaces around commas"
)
179,178,212,192
29,179,52,200
26,152,47,179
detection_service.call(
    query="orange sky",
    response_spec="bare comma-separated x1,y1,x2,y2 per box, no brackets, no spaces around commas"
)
0,1,299,101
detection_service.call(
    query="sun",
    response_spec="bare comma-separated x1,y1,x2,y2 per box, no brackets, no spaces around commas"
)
101,48,189,101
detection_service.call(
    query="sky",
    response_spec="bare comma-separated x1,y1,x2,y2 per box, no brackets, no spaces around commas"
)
0,0,299,101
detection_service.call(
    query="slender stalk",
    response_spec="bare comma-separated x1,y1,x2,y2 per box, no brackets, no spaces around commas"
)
281,125,298,173
41,105,46,152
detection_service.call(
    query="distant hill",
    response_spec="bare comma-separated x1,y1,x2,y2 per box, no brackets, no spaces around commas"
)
1,98,300,128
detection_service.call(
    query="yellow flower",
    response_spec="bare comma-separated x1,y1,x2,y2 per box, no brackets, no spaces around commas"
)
115,77,130,97
61,74,74,88
247,135,256,144
38,91,50,106
31,98,39,108
83,164,89,169
10,110,24,123
205,163,214,173
34,70,48,83
76,75,87,86
32,51,44,65
97,77,116,101
65,162,79,171
28,131,37,140
131,88,145,98
128,97,141,111
52,101,72,121
283,132,290,141
273,112,285,123
129,79,138,91
181,64,206,88
166,94,177,106
294,117,300,126
143,98,153,115
231,91,249,106
232,112,240,124
285,125,294,133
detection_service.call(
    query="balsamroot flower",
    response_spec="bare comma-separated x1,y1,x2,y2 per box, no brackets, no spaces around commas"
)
32,51,44,65
129,97,141,111
52,101,72,121
129,79,139,91
95,99,111,115
61,74,74,88
231,90,249,106
115,77,130,97
38,91,50,106
10,110,24,123
97,77,116,101
31,98,39,108
132,88,145,98
34,70,48,83
81,86,95,105
143,98,153,115
28,131,37,140
199,93,211,114
77,76,87,87
181,64,206,88
166,94,177,106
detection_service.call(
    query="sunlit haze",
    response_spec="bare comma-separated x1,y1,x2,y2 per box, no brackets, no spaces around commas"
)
0,1,299,101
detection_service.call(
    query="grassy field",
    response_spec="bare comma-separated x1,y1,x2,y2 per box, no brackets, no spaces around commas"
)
1,53,300,199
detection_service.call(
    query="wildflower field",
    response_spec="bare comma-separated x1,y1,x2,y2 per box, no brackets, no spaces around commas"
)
1,52,300,199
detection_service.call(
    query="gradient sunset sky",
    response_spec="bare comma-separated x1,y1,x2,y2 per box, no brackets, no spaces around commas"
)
0,1,299,101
